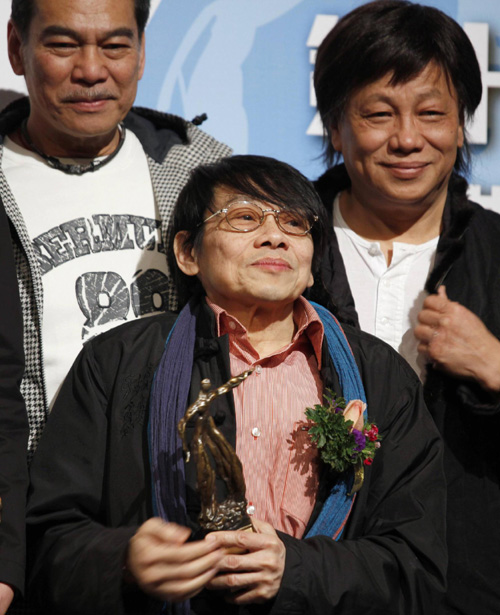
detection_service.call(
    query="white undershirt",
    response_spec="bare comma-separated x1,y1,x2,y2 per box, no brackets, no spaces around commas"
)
333,195,438,381
3,130,170,407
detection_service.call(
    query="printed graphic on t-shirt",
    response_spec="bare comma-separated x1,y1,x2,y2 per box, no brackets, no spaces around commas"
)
34,213,166,274
33,213,169,340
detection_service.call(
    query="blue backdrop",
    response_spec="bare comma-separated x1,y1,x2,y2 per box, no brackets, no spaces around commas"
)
2,1,499,208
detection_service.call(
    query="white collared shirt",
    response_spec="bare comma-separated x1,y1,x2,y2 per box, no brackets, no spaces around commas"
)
334,195,438,381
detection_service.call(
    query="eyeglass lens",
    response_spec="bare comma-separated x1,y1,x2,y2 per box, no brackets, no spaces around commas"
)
225,202,311,235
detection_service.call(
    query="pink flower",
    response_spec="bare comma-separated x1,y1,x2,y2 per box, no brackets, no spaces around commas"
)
343,399,366,432
365,425,379,442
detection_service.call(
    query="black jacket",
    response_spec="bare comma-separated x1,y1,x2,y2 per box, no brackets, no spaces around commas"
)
0,199,28,594
314,164,500,615
27,300,446,615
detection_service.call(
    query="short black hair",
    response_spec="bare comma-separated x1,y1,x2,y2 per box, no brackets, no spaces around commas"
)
169,155,329,307
11,0,151,40
314,0,482,175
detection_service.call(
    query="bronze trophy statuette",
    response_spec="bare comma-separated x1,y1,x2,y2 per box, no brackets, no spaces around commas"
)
178,368,255,534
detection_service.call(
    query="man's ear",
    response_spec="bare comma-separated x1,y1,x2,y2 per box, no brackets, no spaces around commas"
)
174,231,200,277
7,20,25,76
138,33,146,81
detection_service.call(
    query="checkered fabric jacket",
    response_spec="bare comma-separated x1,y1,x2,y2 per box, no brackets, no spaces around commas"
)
0,97,232,459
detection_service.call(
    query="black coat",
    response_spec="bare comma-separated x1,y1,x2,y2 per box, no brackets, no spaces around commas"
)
27,301,446,615
314,164,500,615
0,199,27,595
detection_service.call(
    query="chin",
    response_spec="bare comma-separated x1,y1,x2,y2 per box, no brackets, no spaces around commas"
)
382,186,438,206
63,112,121,135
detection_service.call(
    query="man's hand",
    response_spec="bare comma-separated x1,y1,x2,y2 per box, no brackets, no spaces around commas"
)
415,286,500,391
126,518,224,603
205,518,286,604
0,583,14,615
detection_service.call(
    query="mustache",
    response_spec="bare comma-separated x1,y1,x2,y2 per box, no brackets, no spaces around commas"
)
61,89,116,102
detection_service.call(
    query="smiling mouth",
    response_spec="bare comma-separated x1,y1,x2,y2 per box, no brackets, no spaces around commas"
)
63,91,116,104
382,162,429,178
66,97,113,103
63,98,116,114
383,161,428,168
252,258,292,271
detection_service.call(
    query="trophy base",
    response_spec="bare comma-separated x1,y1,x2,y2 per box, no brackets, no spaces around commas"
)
191,518,254,542
224,522,255,554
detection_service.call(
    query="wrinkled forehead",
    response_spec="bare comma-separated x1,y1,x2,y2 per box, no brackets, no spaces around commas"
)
212,186,277,208
211,185,292,217
30,0,138,36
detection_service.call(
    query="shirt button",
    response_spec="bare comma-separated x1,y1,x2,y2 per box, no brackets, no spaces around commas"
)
368,243,379,256
229,321,236,330
247,504,256,516
251,427,261,438
380,317,388,325
255,365,262,374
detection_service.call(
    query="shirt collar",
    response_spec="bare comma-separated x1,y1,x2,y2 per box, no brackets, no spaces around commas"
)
206,296,324,368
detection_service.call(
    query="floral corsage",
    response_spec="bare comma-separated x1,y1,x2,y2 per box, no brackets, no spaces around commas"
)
305,390,381,493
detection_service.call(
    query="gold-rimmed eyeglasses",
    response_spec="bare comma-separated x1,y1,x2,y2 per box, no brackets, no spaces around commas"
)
200,200,318,236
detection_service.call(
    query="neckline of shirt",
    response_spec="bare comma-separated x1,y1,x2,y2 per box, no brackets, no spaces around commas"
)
333,193,440,254
3,129,140,173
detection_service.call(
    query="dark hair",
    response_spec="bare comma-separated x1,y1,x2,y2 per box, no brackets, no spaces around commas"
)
169,155,329,307
314,0,482,175
11,0,151,39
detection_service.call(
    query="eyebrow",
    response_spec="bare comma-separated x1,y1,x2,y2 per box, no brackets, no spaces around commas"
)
41,26,136,42
363,87,448,105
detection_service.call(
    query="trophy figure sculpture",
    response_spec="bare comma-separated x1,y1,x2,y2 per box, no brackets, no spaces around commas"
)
178,369,254,532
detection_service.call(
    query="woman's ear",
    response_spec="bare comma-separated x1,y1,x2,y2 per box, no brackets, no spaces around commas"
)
330,123,343,154
173,231,200,276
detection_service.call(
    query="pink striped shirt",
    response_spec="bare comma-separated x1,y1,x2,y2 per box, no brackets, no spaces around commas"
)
207,297,324,538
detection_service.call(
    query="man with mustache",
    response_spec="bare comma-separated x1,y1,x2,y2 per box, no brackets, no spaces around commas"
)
1,0,230,459
26,155,446,615
2,3,228,608
312,1,500,613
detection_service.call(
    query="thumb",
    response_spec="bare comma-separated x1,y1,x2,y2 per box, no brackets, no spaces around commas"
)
437,285,448,300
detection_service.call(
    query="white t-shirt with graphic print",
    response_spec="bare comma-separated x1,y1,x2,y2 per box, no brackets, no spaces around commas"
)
3,130,170,407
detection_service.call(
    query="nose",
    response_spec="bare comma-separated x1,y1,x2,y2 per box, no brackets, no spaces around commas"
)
388,114,425,153
254,211,289,248
72,45,108,85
